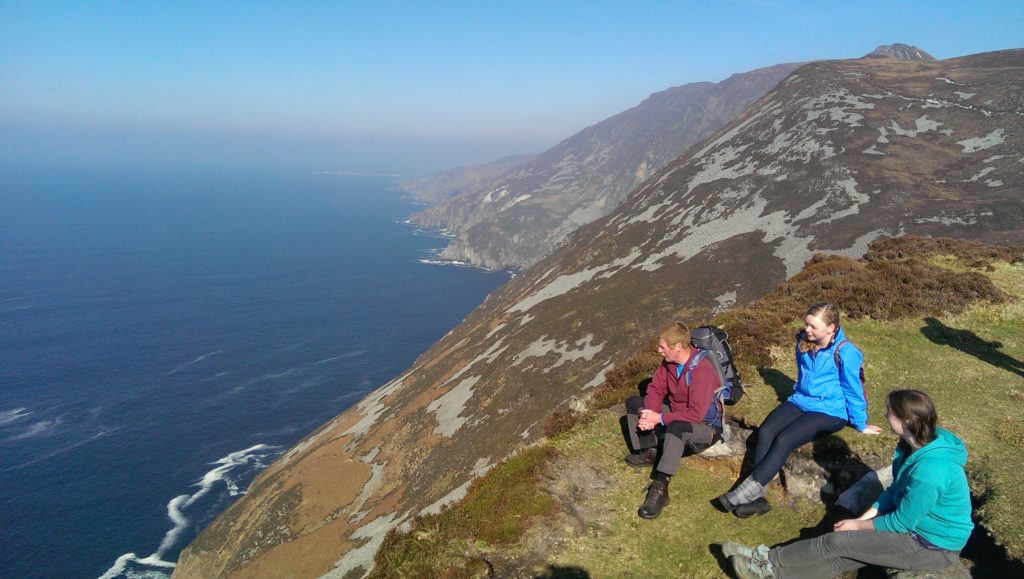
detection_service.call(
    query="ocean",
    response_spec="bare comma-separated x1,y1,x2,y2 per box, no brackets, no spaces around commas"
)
0,167,508,579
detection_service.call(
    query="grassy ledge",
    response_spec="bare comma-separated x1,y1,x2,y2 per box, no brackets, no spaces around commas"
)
373,238,1023,576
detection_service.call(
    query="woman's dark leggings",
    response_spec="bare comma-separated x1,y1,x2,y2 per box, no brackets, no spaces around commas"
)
751,401,846,486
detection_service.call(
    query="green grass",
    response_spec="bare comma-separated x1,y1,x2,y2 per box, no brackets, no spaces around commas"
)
545,413,826,577
727,259,1024,559
372,241,1024,576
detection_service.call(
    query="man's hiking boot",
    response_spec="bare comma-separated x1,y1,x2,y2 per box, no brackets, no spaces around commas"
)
734,497,772,518
624,448,657,468
637,479,669,519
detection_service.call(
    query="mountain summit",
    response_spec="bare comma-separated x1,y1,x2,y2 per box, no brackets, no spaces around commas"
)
866,43,935,60
174,49,1023,578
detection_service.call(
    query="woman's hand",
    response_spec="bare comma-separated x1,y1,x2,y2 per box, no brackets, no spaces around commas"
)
856,507,878,521
834,518,874,532
859,424,882,435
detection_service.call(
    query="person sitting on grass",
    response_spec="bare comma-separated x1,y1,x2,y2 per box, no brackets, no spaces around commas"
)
716,302,881,518
722,389,974,579
623,321,723,519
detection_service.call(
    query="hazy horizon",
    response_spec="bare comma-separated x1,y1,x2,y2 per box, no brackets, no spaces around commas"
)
2,1,1022,177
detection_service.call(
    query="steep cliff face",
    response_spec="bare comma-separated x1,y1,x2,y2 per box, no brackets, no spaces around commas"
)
409,62,805,270
399,154,535,205
173,49,1024,578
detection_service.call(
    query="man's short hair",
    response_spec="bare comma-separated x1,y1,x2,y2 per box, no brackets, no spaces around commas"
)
658,321,691,349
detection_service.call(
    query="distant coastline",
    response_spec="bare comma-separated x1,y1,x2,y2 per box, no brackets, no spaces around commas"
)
314,171,402,177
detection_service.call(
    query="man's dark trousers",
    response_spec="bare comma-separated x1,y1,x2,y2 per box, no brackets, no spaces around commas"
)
625,395,719,476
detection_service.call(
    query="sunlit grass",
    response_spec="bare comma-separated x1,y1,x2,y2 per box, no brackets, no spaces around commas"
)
371,243,1023,575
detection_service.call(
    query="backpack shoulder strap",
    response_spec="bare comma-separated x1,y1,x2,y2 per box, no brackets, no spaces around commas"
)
687,349,729,430
834,339,869,404
683,350,709,385
833,339,851,369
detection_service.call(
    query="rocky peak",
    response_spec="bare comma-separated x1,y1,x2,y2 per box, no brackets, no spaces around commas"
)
866,43,935,61
173,49,1023,578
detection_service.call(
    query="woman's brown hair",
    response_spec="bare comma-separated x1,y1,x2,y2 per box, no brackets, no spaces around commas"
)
806,302,841,327
886,389,938,451
799,302,842,352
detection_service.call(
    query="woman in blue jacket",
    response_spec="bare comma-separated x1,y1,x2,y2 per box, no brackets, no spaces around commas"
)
717,302,880,517
722,389,973,578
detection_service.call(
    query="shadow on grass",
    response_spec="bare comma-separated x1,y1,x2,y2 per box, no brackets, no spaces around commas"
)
922,317,1024,378
535,564,590,578
757,367,794,403
776,435,874,541
961,518,1024,576
708,543,734,577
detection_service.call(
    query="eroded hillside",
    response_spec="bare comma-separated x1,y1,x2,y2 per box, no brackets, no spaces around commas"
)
409,62,804,270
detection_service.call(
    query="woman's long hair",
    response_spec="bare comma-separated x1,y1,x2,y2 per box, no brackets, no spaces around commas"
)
886,389,938,452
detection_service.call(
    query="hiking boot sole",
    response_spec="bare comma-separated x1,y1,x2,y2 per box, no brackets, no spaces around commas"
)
637,496,669,519
734,498,772,518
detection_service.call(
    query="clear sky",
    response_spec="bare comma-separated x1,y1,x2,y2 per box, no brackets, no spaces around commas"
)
1,0,1021,175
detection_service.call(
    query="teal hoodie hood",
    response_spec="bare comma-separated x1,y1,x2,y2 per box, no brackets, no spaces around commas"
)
872,428,974,551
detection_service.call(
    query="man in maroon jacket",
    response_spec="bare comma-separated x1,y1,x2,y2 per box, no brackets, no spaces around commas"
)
623,321,722,519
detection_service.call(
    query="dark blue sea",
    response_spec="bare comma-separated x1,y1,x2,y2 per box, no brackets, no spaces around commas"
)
0,167,508,579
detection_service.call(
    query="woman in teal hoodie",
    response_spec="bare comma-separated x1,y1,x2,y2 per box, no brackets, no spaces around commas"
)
722,389,974,578
717,302,880,517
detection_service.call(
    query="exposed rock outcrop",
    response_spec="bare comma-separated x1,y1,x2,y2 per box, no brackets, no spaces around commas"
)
867,43,936,61
173,49,1024,578
409,62,805,270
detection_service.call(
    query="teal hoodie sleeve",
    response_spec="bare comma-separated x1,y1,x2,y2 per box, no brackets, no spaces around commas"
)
873,473,941,534
872,483,898,514
836,343,868,431
872,447,904,513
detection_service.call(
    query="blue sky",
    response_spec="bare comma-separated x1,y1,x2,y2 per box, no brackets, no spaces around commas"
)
1,1,1021,175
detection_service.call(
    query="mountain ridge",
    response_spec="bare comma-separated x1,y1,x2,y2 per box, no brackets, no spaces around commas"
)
408,44,943,272
408,61,806,270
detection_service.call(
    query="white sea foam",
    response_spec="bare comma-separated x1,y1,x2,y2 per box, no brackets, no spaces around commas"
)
98,444,282,579
0,407,31,426
315,350,366,365
6,417,62,441
417,258,471,267
167,350,225,375
6,427,123,471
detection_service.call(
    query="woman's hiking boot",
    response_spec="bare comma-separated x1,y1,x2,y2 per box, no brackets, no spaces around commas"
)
723,541,775,579
624,448,657,467
637,479,669,519
716,477,766,513
734,497,772,518
715,492,739,512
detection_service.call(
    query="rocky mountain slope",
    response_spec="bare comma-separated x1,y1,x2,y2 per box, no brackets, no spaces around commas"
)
399,154,535,205
408,61,805,270
173,49,1024,578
